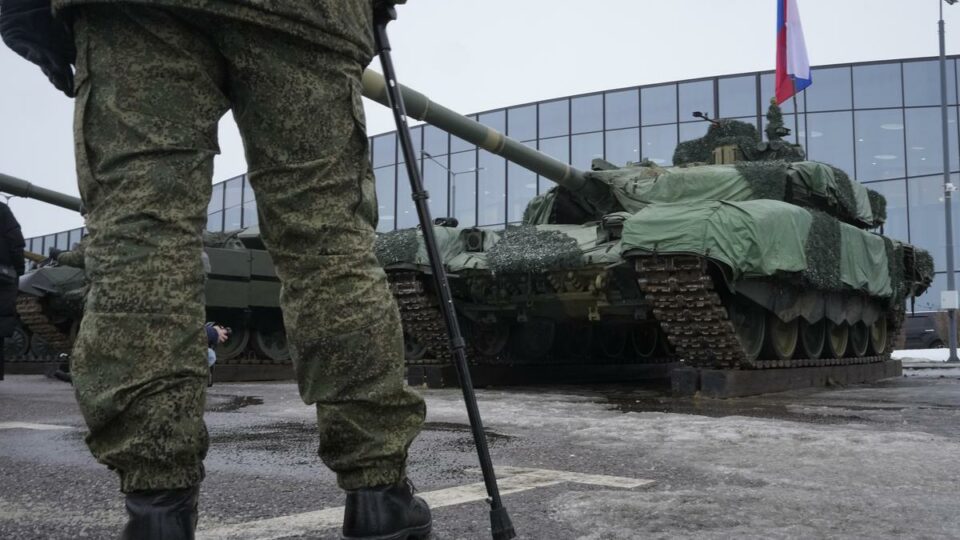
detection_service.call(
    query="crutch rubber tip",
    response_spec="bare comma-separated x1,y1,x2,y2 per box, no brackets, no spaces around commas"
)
490,507,516,540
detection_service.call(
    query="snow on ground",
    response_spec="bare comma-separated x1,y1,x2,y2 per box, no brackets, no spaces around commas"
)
427,389,960,540
892,348,953,362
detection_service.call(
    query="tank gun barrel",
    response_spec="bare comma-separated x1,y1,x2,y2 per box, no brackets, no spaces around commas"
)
361,70,606,202
0,173,83,213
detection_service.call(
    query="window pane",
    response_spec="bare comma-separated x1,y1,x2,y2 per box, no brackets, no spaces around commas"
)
906,107,960,177
451,115,478,153
242,202,258,228
479,110,506,134
56,232,69,250
478,152,506,227
224,206,242,230
508,105,537,141
719,75,756,118
605,128,640,166
373,134,396,167
678,80,713,121
904,60,957,106
605,89,639,130
571,94,603,134
423,157,448,218
42,235,55,254
68,228,82,249
538,137,569,193
804,111,854,173
855,109,906,181
641,84,677,125
242,175,254,205
398,126,421,165
679,121,709,143
571,132,604,169
508,161,537,222
374,166,395,232
805,66,851,112
450,151,477,226
224,177,242,208
866,179,908,242
853,63,902,109
395,167,417,229
206,211,223,232
208,182,224,214
539,99,569,138
760,73,798,113
641,124,677,166
913,273,946,313
423,125,448,156
909,174,960,271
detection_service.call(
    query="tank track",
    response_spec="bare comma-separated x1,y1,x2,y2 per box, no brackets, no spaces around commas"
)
388,272,451,365
15,294,73,359
635,255,888,369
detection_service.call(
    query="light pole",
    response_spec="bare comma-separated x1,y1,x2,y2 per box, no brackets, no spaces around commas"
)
939,0,960,362
422,151,483,219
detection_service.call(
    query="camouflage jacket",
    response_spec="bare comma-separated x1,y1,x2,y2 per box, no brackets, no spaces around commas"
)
52,0,377,64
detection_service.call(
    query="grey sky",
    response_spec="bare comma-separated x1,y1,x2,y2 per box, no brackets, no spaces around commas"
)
3,0,960,240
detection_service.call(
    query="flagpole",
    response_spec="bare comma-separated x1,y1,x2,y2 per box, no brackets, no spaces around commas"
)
939,0,959,362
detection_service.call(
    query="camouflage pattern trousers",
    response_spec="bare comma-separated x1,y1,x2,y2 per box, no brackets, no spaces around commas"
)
70,5,425,493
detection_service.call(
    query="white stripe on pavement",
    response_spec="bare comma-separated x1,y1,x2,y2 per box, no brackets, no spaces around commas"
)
197,467,652,540
0,422,74,430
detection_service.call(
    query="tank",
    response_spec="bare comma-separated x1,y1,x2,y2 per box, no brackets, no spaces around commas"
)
2,174,290,365
363,70,934,369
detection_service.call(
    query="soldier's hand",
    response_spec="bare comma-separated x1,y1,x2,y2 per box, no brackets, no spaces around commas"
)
0,0,76,97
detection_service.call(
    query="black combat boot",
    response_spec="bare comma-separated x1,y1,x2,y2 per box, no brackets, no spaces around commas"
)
120,486,199,540
341,479,432,540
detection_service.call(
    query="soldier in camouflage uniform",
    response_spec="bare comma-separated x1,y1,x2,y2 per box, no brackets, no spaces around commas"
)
1,1,430,538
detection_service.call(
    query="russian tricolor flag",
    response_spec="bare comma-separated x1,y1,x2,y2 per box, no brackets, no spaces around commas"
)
775,0,812,104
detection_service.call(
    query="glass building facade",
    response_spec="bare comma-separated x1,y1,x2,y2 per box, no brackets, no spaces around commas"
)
25,55,960,312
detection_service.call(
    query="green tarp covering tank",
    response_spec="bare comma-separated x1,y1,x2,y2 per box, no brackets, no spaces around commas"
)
362,72,933,369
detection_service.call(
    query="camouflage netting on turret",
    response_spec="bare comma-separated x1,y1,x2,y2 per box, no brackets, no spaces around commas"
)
734,161,789,201
672,120,761,166
487,226,582,274
915,249,935,284
868,189,887,225
801,210,843,291
883,237,906,302
829,166,860,222
374,229,419,266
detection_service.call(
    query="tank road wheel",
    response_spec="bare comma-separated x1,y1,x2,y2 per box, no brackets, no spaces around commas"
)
730,301,765,362
848,321,870,358
597,324,629,359
762,314,799,361
250,328,292,363
469,321,510,357
216,325,249,362
631,324,660,359
825,321,849,359
511,319,555,361
796,319,826,360
403,332,428,362
29,333,54,361
5,325,30,359
868,317,888,356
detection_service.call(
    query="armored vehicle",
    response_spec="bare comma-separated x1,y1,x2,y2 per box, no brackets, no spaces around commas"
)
2,173,289,365
362,71,934,370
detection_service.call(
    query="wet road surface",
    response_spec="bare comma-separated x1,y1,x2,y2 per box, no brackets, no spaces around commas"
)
2,363,959,539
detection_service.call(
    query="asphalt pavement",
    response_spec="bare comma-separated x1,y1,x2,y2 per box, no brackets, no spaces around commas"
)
2,363,959,539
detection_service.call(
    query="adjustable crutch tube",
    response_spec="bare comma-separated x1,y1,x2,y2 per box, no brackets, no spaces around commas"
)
372,5,516,540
